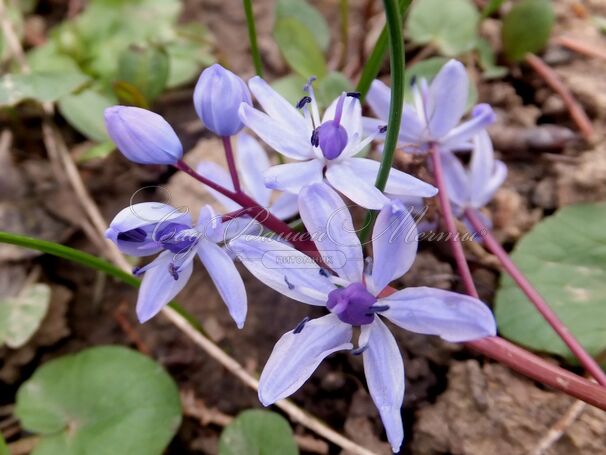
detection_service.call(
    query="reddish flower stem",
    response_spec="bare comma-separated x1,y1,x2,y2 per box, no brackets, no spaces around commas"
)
555,36,606,63
222,136,241,193
465,207,606,386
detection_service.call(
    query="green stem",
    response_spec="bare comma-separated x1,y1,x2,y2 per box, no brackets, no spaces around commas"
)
0,231,204,332
358,0,405,242
242,0,263,77
355,0,411,101
339,0,349,69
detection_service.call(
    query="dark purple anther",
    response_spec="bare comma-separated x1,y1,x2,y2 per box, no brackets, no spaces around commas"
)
296,96,312,109
327,282,377,326
168,263,179,281
118,227,147,243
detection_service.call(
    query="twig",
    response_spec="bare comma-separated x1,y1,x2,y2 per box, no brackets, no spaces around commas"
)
555,36,606,62
113,302,152,356
525,53,593,140
531,399,587,455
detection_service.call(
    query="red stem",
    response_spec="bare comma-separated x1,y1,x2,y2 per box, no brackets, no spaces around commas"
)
222,136,241,193
465,208,606,386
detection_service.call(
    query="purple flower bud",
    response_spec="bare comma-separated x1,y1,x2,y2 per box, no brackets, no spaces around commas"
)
104,106,183,165
317,121,348,160
193,64,252,136
327,282,377,326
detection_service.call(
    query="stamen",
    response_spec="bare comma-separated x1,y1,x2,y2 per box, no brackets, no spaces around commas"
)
293,316,310,334
365,304,390,316
304,76,320,127
132,266,143,276
351,345,369,355
310,128,320,147
319,268,329,277
296,96,312,109
379,125,388,134
168,263,179,281
347,91,361,99
284,275,295,290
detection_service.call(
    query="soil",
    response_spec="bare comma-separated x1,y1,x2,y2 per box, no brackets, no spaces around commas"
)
2,0,606,454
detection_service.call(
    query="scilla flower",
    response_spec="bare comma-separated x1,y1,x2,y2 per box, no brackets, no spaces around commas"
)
197,133,298,219
106,202,247,326
364,59,496,154
104,106,183,165
238,77,437,209
194,64,252,136
230,183,496,452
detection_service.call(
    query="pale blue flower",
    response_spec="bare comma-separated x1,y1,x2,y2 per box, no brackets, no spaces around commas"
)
106,202,247,326
238,77,437,209
229,183,496,452
364,59,496,154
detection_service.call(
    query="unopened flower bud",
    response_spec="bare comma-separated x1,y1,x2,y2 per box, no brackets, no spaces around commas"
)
193,64,252,136
104,106,183,165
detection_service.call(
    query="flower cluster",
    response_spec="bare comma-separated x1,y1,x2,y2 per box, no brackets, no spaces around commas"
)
104,60,504,452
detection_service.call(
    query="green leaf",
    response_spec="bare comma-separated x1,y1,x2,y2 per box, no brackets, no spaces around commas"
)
276,0,330,51
0,72,89,107
274,17,327,79
481,0,504,18
0,283,51,349
407,0,480,57
476,38,508,79
495,202,606,364
77,141,116,163
316,71,353,109
219,410,298,455
15,346,182,455
113,81,149,108
271,74,307,106
117,44,169,102
166,23,215,88
0,433,7,455
502,0,555,61
58,88,116,142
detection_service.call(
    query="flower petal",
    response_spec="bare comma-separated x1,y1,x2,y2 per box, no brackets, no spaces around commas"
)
236,133,272,207
325,161,389,210
362,318,405,453
136,251,194,323
477,160,507,207
370,201,418,294
427,60,469,138
239,104,313,160
264,159,324,193
229,237,336,306
197,240,247,328
440,151,469,208
469,131,493,193
299,183,363,283
258,314,353,405
248,76,308,131
382,287,497,342
196,161,241,212
366,79,391,121
442,103,496,149
269,192,300,220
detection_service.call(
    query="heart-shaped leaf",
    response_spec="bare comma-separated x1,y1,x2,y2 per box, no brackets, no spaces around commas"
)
502,0,555,61
15,346,182,455
0,283,50,349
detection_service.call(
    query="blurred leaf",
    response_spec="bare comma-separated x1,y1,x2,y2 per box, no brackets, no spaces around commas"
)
502,0,555,61
271,74,307,106
113,81,150,108
58,88,116,142
77,141,116,163
407,0,480,56
15,346,182,455
404,57,478,108
166,23,215,88
219,410,298,455
0,283,50,349
0,72,89,107
274,17,327,79
0,5,23,60
476,38,508,79
116,44,169,102
276,0,330,51
495,202,606,365
27,42,82,73
316,71,353,108
0,433,7,455
481,0,504,18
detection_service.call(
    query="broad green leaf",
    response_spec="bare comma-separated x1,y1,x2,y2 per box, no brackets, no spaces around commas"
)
219,410,298,455
407,0,480,56
271,74,307,106
316,71,353,109
116,44,169,102
502,0,555,61
495,202,606,364
15,346,182,455
274,17,327,79
58,88,116,142
27,42,82,73
165,23,215,88
476,38,508,79
276,0,330,51
0,283,51,349
0,433,7,455
0,72,89,107
77,141,116,163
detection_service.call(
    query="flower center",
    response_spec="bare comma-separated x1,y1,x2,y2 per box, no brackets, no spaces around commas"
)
327,282,377,326
154,223,198,254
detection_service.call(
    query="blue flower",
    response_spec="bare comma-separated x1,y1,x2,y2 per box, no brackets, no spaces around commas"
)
229,183,496,452
104,106,183,165
364,59,496,154
238,77,437,209
106,202,247,327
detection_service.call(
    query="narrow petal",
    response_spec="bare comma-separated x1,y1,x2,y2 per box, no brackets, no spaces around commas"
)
236,133,272,207
248,76,308,130
399,104,428,145
441,104,496,149
197,240,247,328
382,287,497,342
136,251,194,323
427,60,469,139
325,162,389,210
264,159,324,193
229,237,336,306
239,104,313,160
269,192,299,220
362,318,405,453
258,314,353,405
474,160,507,208
365,79,391,121
299,183,363,283
469,131,494,193
440,151,470,208
196,161,241,212
370,201,418,294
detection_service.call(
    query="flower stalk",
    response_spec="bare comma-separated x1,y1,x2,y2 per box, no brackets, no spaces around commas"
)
222,136,241,193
